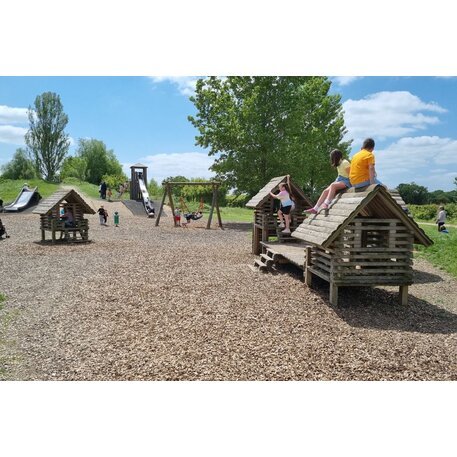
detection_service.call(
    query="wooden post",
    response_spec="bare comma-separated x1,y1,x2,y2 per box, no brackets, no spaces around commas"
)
214,185,223,230
155,186,168,226
305,246,313,287
206,185,216,229
253,225,261,255
399,285,408,306
167,184,177,227
329,282,338,306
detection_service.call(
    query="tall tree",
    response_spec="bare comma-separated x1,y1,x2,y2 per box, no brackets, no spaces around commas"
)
25,92,70,181
76,138,124,184
1,148,37,180
397,182,429,205
188,76,350,195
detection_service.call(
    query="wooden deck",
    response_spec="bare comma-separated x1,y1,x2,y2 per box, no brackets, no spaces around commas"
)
261,241,308,269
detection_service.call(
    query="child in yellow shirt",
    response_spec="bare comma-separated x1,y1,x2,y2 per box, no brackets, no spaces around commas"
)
349,138,383,189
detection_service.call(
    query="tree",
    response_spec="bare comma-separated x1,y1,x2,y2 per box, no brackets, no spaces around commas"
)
188,76,350,195
60,156,88,182
76,138,125,185
25,92,70,181
397,182,429,205
1,148,37,180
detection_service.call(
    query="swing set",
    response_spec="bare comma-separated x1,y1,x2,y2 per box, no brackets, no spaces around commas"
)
155,181,223,229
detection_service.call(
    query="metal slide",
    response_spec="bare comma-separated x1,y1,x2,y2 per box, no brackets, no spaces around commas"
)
137,178,155,217
3,187,39,212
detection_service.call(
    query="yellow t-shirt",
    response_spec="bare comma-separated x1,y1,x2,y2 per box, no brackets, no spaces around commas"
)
349,149,375,185
337,159,350,178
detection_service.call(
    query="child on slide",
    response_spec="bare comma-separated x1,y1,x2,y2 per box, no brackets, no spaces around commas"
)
305,149,351,214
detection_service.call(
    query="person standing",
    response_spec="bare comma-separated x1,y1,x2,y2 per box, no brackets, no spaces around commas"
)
349,138,383,189
100,181,107,199
436,206,447,232
97,205,107,225
114,211,120,227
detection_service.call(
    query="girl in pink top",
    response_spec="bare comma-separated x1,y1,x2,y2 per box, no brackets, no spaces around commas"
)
270,175,294,234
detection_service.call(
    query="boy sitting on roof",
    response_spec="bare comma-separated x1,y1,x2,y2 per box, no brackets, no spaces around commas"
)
349,138,384,189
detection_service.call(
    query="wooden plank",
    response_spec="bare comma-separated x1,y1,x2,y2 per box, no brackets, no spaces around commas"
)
308,267,330,282
399,285,409,305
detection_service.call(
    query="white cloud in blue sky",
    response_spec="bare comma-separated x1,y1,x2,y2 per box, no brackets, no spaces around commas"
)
0,104,28,145
148,76,199,96
124,152,214,184
343,91,446,143
332,76,363,86
376,136,457,189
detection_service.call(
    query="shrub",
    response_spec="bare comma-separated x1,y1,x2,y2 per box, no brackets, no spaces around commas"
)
409,203,457,221
226,193,251,207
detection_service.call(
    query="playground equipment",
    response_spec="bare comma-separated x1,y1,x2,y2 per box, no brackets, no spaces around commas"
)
245,175,313,255
33,189,95,243
3,185,41,212
155,181,223,229
250,183,433,306
130,163,155,217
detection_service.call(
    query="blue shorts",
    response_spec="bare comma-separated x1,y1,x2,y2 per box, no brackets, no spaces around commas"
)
353,178,382,189
335,176,351,188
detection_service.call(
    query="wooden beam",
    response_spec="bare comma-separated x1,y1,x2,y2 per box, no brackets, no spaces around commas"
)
399,285,408,306
155,186,168,226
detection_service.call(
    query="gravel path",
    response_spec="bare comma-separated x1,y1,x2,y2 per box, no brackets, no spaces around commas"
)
1,208,456,380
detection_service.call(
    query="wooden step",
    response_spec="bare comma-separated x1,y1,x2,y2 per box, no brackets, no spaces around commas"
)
254,259,269,271
260,253,274,267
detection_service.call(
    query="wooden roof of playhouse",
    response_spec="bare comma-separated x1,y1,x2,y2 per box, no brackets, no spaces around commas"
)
292,185,433,248
246,175,312,209
33,189,95,215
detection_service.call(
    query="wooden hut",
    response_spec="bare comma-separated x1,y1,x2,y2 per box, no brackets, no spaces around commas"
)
292,185,433,306
33,189,95,243
246,176,312,255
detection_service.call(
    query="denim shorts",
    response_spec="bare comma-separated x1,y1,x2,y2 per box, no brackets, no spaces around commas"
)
353,178,382,189
335,175,351,188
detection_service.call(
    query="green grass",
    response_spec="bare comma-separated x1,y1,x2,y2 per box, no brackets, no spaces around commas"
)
415,224,457,277
0,178,61,204
63,178,131,200
217,207,253,222
0,293,5,311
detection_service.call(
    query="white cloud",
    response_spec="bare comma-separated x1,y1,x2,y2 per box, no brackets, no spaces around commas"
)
0,105,29,124
123,152,215,184
343,91,447,145
148,76,200,96
373,136,457,190
0,125,28,145
332,76,362,86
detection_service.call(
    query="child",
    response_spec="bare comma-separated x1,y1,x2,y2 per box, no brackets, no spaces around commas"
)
107,188,113,202
0,218,9,239
174,208,181,227
349,138,383,189
269,175,294,234
103,208,109,225
305,149,351,214
114,211,120,227
97,205,106,225
436,206,447,232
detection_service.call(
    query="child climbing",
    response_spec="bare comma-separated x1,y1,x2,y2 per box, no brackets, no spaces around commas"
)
270,175,294,234
114,211,120,227
305,149,351,214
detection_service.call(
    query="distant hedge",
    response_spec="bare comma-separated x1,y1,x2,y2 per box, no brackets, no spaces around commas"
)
409,203,457,221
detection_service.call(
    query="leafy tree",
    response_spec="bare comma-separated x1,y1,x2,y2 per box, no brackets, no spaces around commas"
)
147,178,162,197
25,92,70,181
1,148,37,180
60,156,88,182
188,76,350,195
397,182,429,205
76,138,125,185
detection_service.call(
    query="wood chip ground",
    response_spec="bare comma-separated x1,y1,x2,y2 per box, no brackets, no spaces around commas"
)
1,206,456,380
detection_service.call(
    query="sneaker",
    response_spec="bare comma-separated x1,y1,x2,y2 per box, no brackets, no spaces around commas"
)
304,208,317,214
278,223,285,228
282,229,291,234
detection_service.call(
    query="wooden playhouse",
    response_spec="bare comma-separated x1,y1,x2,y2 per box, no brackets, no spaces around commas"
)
246,176,312,255
291,185,433,306
33,189,96,243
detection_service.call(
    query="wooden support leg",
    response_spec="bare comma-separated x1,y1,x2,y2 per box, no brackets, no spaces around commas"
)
399,285,408,306
329,282,338,306
252,225,261,255
41,229,45,242
304,247,312,287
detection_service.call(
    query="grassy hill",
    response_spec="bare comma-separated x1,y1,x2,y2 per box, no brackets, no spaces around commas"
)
0,178,61,204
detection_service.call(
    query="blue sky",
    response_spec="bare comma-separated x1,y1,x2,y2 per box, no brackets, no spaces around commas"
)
1,76,456,190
